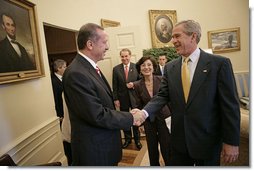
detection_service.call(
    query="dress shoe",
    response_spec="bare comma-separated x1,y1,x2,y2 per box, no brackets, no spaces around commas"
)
122,141,131,148
135,142,142,150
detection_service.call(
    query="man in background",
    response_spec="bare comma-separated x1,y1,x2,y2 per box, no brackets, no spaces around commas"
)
112,48,142,150
0,13,35,73
154,55,168,76
51,59,67,126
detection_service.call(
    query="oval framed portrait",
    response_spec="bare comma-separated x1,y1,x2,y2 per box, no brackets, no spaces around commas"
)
149,10,177,48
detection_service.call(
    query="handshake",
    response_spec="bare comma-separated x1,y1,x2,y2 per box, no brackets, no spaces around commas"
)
130,109,146,126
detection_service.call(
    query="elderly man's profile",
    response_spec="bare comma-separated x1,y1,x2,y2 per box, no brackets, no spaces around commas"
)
0,13,35,73
155,16,173,43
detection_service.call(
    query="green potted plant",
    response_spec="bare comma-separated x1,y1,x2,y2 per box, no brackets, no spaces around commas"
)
143,47,179,63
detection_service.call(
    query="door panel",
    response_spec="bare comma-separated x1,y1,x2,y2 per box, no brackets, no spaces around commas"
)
97,26,142,89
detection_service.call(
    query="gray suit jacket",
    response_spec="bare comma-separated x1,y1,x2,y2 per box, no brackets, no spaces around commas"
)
63,54,133,165
144,49,240,159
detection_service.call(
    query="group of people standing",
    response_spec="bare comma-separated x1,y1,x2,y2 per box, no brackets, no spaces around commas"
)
50,19,240,166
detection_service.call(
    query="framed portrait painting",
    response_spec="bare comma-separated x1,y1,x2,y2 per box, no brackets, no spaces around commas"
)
149,10,177,48
208,27,240,53
0,0,44,84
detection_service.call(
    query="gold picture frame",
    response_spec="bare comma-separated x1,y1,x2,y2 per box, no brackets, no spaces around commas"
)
0,0,44,84
208,27,240,53
149,10,177,48
101,19,120,28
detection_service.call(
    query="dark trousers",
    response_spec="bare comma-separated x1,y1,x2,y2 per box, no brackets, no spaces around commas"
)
121,106,140,144
63,141,72,166
144,117,171,166
170,144,221,166
123,126,140,143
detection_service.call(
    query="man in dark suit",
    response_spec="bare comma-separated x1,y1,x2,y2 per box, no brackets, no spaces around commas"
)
112,48,142,150
154,55,168,76
62,23,145,166
0,13,35,73
132,20,240,166
51,59,67,126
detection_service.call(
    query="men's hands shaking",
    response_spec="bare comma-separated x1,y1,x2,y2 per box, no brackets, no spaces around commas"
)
130,108,146,126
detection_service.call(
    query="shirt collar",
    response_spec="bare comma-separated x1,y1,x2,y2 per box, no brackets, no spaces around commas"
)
54,72,62,81
123,63,130,68
78,51,97,69
182,48,200,63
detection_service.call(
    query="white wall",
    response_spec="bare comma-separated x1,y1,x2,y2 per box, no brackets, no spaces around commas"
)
0,0,249,165
34,0,249,71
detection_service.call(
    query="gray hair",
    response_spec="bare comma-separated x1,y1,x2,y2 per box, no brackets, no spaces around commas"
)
175,20,201,43
53,59,66,72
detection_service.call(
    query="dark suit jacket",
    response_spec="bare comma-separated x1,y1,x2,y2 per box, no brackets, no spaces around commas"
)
0,37,35,73
51,73,64,118
132,75,170,120
62,54,133,166
112,62,139,110
144,49,240,160
154,65,163,76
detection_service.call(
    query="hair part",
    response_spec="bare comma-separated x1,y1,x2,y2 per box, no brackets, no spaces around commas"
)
175,20,201,43
77,23,104,50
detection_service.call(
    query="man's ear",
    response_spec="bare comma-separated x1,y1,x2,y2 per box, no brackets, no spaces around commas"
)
86,40,93,50
190,32,197,43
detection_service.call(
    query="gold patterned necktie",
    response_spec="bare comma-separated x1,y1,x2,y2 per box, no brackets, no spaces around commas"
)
181,57,190,102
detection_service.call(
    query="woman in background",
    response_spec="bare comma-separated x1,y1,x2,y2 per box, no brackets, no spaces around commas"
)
132,56,171,166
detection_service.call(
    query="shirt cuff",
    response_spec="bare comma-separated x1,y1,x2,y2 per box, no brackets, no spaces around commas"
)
142,109,149,118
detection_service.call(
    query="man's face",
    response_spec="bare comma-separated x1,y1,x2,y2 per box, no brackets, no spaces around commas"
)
120,50,131,65
58,63,67,76
171,24,194,57
158,55,167,66
161,22,167,32
2,15,16,39
91,29,109,62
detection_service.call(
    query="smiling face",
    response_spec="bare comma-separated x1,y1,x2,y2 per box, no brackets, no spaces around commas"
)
140,59,154,77
91,29,109,62
171,23,197,57
120,50,131,65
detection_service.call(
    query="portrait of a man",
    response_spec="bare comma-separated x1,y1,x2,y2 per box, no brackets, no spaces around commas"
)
0,0,36,73
155,15,173,43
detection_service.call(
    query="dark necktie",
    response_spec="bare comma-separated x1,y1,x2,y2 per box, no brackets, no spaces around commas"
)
11,39,18,44
96,66,101,77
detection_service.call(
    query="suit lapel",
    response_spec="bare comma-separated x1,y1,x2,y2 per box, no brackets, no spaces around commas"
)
170,58,185,103
187,51,211,105
89,68,112,96
77,55,112,97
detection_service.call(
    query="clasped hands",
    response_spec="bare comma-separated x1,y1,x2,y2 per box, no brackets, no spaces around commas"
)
130,108,146,126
